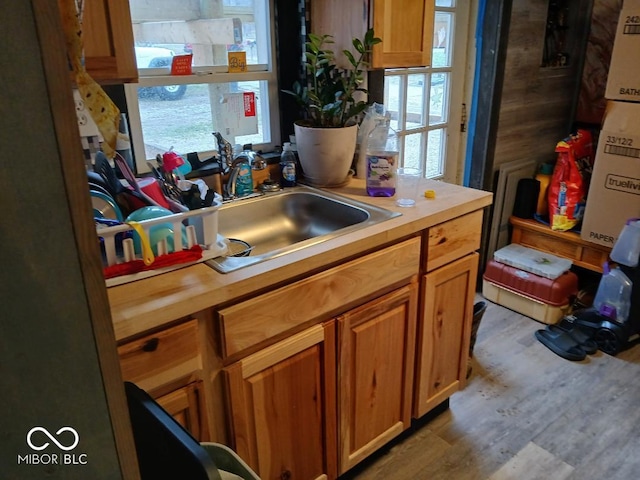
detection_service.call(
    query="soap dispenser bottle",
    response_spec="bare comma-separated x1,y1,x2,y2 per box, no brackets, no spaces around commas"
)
231,144,254,197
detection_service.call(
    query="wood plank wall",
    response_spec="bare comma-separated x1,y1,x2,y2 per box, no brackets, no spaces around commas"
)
575,0,622,126
492,0,593,172
493,0,591,171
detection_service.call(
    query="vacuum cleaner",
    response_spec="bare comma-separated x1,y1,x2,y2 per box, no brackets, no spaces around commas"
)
561,219,640,356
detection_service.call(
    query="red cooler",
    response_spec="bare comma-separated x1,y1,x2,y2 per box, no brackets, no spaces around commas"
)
483,259,578,324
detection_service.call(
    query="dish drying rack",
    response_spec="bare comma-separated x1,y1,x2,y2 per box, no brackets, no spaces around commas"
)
97,201,227,287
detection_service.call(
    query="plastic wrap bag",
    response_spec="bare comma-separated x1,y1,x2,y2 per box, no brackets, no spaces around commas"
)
548,129,594,231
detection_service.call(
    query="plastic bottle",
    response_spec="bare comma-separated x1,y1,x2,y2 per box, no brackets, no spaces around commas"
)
593,261,633,323
229,146,252,197
366,118,398,197
234,162,254,197
535,162,554,218
280,142,297,188
610,218,640,268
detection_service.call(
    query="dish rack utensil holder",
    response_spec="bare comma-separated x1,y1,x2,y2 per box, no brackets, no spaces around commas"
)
97,202,227,287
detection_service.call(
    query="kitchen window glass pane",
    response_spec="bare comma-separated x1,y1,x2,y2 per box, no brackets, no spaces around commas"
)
433,12,453,68
384,74,403,131
136,81,266,160
426,128,445,178
406,73,427,129
430,72,449,126
129,0,269,68
126,0,279,169
435,0,455,7
403,132,424,171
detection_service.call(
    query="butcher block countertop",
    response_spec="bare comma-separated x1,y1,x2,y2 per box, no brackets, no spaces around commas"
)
107,178,492,342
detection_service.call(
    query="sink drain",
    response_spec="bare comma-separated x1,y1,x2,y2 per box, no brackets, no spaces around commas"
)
226,238,253,257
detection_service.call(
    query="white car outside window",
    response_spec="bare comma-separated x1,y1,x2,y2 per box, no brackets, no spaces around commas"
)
134,46,187,100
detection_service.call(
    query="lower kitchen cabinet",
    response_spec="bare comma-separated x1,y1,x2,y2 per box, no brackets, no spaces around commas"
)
337,282,418,474
223,281,419,479
156,381,206,442
224,322,338,480
117,319,206,440
414,253,479,417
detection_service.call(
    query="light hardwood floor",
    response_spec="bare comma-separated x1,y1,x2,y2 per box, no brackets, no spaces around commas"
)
343,297,640,480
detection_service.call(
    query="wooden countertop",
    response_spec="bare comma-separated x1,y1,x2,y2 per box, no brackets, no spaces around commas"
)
107,178,492,342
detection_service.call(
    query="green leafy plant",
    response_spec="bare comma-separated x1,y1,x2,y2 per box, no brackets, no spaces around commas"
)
282,29,381,128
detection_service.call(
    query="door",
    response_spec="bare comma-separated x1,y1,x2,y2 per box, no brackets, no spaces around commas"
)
414,253,478,418
225,322,337,480
337,283,418,473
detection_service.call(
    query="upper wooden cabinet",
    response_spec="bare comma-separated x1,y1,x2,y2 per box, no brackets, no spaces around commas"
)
63,0,137,83
371,0,434,67
311,0,434,69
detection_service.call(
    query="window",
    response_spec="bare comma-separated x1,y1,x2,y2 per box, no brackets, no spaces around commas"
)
383,0,471,183
125,0,280,173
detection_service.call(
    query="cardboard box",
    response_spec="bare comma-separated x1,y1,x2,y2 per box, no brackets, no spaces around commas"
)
581,101,640,247
605,0,640,102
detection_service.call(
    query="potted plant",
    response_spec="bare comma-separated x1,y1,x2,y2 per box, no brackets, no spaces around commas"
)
283,29,381,187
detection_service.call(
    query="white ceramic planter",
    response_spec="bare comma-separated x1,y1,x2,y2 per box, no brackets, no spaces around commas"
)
294,122,358,187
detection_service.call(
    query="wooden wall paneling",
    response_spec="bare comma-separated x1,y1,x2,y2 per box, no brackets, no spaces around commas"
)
575,0,622,126
492,0,593,173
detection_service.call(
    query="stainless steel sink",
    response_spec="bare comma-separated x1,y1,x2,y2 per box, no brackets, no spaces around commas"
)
206,185,400,273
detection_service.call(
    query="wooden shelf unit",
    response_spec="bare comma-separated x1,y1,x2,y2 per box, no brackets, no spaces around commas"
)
509,216,611,273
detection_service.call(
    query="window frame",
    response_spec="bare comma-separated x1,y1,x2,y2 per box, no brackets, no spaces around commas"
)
125,0,281,174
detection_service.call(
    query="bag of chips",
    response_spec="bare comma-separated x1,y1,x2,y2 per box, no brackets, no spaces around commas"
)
548,129,594,231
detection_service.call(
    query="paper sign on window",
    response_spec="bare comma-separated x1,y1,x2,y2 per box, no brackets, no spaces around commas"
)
220,92,258,136
171,54,193,75
243,92,256,117
228,51,247,73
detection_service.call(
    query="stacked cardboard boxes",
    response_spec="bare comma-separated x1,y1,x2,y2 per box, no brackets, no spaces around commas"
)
580,0,640,248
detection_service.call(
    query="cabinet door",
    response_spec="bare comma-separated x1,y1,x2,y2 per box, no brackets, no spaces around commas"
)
225,323,337,480
311,0,434,69
337,282,418,474
371,0,435,68
414,253,478,418
156,381,207,442
81,0,137,83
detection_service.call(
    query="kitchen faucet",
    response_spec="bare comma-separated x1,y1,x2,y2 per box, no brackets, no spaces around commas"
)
214,132,266,200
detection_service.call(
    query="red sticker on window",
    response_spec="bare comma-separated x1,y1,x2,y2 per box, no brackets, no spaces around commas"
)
243,92,256,117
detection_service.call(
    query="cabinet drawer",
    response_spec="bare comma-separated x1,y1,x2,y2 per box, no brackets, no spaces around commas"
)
218,237,421,359
118,320,201,392
424,210,483,272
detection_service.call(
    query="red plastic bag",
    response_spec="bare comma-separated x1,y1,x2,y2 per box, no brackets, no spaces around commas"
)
548,129,594,231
